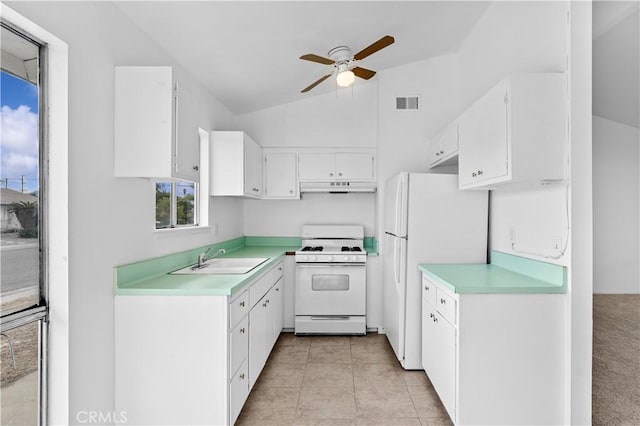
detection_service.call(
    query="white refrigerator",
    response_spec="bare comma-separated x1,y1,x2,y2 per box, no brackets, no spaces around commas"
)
383,172,488,369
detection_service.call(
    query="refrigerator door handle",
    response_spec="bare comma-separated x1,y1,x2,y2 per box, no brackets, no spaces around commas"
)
393,238,400,286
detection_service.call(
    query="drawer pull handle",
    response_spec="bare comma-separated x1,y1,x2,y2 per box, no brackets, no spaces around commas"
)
240,328,245,334
266,299,270,304
263,302,267,308
440,298,446,304
240,373,245,380
429,313,434,319
433,317,438,323
240,301,245,307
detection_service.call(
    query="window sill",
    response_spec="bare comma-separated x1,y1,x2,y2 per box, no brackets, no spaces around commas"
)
153,225,211,239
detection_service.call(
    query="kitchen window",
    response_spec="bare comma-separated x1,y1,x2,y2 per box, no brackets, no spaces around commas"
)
155,181,198,229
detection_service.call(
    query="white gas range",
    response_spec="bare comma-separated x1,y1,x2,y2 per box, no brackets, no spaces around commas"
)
294,225,367,335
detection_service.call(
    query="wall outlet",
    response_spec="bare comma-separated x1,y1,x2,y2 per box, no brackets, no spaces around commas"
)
552,236,562,252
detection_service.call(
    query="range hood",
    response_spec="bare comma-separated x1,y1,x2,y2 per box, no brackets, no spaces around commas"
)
300,181,377,193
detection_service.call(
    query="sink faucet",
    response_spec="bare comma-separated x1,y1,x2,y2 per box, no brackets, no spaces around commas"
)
195,248,226,269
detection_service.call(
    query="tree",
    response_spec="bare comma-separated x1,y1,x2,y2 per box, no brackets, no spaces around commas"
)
8,201,38,237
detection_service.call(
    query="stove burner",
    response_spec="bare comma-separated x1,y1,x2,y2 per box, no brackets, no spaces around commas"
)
341,246,363,252
301,246,323,252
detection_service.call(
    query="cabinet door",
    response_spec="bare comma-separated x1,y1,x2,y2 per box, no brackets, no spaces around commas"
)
229,316,249,379
335,153,375,181
264,152,298,199
249,296,270,388
428,123,458,168
229,358,249,425
272,278,283,346
421,298,438,376
458,80,509,188
243,136,263,197
298,153,335,181
173,82,200,181
431,312,456,422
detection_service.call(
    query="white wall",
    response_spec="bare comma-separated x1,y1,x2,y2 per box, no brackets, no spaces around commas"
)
244,193,376,237
236,84,377,148
455,1,570,265
236,75,379,239
593,115,640,293
7,2,241,423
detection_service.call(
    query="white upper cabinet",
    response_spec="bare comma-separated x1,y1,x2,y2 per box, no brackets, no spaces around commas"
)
114,66,200,181
458,73,567,190
210,131,263,198
298,151,375,182
428,122,459,168
263,151,299,199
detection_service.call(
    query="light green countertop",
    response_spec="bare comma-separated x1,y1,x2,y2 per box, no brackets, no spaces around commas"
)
115,242,297,297
419,251,567,294
114,235,378,297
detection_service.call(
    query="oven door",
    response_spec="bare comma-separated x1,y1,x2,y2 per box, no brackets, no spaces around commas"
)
295,264,366,315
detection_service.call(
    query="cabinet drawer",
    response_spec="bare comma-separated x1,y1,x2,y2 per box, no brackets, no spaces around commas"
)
229,316,248,379
230,289,249,329
229,358,249,425
436,287,457,325
250,274,273,308
422,275,437,307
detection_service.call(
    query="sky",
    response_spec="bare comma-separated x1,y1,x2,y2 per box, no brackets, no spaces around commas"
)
0,71,39,193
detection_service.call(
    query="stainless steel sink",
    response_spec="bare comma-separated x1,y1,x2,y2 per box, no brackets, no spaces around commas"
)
170,257,269,275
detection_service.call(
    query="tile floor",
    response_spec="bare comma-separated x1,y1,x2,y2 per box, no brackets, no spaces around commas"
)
236,333,451,426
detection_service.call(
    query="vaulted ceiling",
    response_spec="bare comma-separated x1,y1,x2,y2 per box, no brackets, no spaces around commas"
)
115,1,490,114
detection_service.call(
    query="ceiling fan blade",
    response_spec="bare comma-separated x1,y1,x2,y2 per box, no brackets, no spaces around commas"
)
301,74,332,93
352,67,376,80
353,35,395,61
300,54,335,65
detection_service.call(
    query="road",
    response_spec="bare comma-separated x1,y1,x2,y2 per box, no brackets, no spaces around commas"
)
1,244,39,293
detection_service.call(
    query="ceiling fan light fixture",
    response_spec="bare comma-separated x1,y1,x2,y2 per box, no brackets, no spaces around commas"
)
336,69,355,87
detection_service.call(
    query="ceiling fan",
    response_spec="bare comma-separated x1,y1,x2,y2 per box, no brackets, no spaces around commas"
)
299,35,395,93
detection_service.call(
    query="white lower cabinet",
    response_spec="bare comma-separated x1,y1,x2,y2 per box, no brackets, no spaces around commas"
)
115,259,284,426
420,273,564,425
229,359,249,424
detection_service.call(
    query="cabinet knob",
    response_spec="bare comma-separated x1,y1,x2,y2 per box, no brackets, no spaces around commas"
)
440,298,446,304
477,170,483,176
329,173,334,177
263,302,267,307
435,152,440,156
439,150,444,154
266,299,270,304
240,373,245,380
193,165,199,171
338,172,342,177
424,285,429,292
240,301,245,307
289,190,294,194
276,287,280,292
429,313,434,318
433,317,438,323
472,172,477,178
240,328,245,334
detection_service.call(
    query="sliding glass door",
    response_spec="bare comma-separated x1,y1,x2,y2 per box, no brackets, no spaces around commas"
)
1,21,48,426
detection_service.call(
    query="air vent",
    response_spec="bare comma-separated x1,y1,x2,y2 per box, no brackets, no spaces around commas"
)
396,96,419,110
